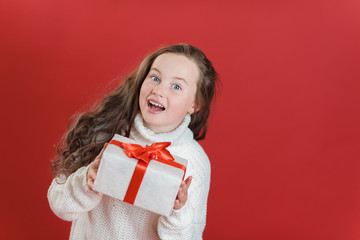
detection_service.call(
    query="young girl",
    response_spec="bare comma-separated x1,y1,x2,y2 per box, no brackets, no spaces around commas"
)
48,44,218,239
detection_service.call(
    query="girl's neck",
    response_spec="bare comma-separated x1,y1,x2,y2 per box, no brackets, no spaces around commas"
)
130,114,192,144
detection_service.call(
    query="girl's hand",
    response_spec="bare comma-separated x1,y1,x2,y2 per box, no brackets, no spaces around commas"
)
173,176,192,210
87,143,108,195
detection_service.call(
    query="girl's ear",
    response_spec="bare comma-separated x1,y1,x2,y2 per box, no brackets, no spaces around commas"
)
188,102,200,115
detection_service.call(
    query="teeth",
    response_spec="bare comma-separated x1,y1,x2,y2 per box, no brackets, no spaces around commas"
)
149,100,165,109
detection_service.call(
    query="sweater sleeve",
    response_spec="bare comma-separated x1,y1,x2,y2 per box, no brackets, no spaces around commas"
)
47,166,102,221
157,145,211,240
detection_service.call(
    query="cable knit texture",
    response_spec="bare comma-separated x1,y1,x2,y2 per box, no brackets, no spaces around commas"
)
48,114,211,240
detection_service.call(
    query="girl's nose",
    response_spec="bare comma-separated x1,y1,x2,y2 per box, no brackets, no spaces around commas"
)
151,84,164,97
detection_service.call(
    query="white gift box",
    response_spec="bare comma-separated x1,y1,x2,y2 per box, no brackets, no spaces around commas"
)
93,134,187,216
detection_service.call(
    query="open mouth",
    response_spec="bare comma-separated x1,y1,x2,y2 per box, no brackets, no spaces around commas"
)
148,100,165,111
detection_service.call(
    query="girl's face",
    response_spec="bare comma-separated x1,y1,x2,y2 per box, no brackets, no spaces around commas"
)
139,53,199,133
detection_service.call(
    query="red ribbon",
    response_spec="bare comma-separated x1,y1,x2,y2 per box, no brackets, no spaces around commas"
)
109,140,186,205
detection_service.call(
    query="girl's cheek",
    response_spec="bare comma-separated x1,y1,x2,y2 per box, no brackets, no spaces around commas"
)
142,80,153,91
143,85,152,95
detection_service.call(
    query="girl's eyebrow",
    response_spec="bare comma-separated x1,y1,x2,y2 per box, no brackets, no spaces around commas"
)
173,77,188,85
150,67,161,73
150,67,188,85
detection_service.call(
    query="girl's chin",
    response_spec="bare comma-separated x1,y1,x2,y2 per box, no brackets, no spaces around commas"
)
142,120,175,134
142,116,160,131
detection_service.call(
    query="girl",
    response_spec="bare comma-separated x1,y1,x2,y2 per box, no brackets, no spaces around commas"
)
48,44,218,239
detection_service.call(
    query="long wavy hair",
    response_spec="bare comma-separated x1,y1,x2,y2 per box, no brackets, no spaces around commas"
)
52,43,218,178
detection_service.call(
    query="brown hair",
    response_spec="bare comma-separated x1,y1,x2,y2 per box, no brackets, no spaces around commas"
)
52,43,218,177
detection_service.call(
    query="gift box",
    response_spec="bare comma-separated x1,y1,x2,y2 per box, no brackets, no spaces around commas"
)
93,134,187,216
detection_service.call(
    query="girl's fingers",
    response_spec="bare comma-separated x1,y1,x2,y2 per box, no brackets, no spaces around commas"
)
86,167,102,196
184,176,192,191
92,143,108,172
174,176,193,210
179,176,192,197
87,175,95,190
92,158,101,170
87,143,108,195
174,190,186,210
174,199,180,210
87,167,96,185
97,143,109,161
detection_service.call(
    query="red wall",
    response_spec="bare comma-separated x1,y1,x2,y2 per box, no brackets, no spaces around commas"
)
1,0,360,239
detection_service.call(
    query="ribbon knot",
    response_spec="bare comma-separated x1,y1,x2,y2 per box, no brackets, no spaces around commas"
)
113,141,175,164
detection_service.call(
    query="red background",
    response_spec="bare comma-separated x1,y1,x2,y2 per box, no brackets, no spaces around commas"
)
1,0,360,239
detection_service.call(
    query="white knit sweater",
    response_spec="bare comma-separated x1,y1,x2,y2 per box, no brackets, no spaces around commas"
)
48,114,211,239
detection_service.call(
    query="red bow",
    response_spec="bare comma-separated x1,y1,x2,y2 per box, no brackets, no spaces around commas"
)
117,142,175,164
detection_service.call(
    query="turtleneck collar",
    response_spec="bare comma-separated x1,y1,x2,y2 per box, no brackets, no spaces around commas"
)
130,113,192,144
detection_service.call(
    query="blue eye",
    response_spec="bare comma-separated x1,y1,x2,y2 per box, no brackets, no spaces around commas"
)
172,84,181,90
151,76,160,82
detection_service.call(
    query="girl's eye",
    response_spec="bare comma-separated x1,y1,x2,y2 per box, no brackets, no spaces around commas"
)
172,84,182,90
151,76,160,82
